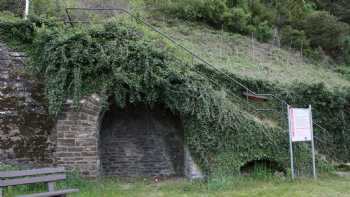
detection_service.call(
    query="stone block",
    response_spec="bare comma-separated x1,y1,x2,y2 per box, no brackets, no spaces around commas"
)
58,139,76,146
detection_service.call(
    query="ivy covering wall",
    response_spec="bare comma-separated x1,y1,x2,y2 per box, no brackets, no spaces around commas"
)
0,14,337,176
197,65,350,162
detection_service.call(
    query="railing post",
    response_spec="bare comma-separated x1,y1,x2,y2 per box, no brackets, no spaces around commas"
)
65,8,74,26
24,0,30,20
245,88,250,110
281,100,285,127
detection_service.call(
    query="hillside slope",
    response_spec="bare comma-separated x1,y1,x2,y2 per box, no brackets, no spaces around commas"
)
147,16,350,90
136,11,350,162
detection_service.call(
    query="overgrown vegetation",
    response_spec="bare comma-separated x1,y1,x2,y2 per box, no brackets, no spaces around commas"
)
0,0,24,17
0,0,348,177
197,64,350,161
0,13,302,175
32,19,297,175
147,0,350,63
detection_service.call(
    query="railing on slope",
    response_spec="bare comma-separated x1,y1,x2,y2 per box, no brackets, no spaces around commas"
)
64,7,337,160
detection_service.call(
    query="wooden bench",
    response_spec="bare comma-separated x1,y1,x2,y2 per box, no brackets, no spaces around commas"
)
0,167,79,197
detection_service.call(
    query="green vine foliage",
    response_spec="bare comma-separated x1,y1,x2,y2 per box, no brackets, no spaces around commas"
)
27,20,298,175
0,14,329,175
197,64,350,163
0,12,35,46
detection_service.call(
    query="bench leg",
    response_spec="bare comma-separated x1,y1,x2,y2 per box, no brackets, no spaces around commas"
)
48,182,56,192
0,187,3,197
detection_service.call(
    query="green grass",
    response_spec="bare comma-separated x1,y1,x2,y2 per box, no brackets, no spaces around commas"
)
145,16,350,90
3,175,350,197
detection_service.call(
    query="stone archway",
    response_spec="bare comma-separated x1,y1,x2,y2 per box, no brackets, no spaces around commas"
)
54,95,102,178
54,95,203,179
98,102,185,177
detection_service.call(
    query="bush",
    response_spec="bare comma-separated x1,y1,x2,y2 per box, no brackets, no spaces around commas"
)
224,8,251,33
0,0,24,16
161,0,228,27
201,0,228,26
0,13,35,47
281,25,309,49
303,11,350,57
151,0,280,42
0,13,59,49
343,36,350,65
249,0,275,26
254,21,273,42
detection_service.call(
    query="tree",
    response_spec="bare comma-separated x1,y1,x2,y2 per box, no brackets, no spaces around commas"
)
303,11,350,57
314,0,350,24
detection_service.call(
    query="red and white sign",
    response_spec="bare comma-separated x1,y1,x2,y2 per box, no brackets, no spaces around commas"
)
288,107,312,142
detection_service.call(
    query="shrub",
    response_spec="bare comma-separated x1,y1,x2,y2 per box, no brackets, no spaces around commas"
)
281,25,309,50
224,7,251,33
343,36,350,65
167,0,205,20
314,0,350,24
160,0,228,26
254,21,273,42
249,0,276,26
202,0,228,26
0,0,24,16
0,13,58,49
0,13,35,46
303,11,350,57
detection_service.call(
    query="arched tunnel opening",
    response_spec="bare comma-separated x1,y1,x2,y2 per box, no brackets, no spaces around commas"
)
240,159,285,177
98,101,185,177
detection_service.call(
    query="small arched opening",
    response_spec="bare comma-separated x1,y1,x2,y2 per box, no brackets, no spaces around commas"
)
97,100,185,178
240,159,285,177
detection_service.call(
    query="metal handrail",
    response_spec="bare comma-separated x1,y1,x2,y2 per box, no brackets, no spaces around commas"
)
64,7,333,142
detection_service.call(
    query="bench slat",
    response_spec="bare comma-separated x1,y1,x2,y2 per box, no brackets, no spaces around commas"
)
0,168,65,178
0,174,66,187
16,189,79,197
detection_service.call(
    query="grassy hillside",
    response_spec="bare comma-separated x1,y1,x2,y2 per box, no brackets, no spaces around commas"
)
137,9,350,162
146,16,350,90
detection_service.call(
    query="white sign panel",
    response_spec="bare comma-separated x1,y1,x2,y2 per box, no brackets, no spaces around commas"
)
288,107,312,142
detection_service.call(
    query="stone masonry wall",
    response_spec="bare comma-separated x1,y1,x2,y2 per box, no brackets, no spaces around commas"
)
99,103,184,177
0,43,202,179
0,42,55,166
54,95,101,178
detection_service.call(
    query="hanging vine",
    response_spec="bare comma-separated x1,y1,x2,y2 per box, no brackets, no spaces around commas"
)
0,15,334,175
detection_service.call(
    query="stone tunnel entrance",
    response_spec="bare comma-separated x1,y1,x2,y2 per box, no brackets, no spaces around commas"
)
98,102,185,177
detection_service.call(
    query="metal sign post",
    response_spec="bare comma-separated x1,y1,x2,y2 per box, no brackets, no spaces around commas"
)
287,105,317,179
24,0,30,20
287,105,295,179
309,105,317,179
